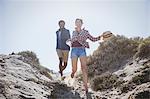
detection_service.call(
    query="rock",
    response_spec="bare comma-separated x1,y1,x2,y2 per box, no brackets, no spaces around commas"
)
0,54,82,99
0,58,5,63
0,48,150,99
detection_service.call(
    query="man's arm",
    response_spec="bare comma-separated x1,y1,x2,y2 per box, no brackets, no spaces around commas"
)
67,30,71,39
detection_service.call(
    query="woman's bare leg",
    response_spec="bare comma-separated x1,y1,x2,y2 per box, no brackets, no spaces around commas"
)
71,58,78,78
80,56,88,92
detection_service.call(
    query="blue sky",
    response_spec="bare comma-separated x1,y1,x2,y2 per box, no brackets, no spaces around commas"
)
0,0,150,73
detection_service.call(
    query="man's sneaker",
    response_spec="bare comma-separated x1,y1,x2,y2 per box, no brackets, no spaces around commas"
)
85,90,88,94
59,71,63,77
71,72,74,78
61,76,66,81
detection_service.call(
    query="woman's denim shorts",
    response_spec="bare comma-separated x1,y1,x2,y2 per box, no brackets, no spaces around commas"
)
71,47,86,58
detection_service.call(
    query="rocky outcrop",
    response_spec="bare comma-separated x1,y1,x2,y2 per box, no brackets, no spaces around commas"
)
0,54,82,99
65,59,150,99
0,36,149,99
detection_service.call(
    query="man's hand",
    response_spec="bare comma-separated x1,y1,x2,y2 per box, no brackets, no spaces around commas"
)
66,40,71,46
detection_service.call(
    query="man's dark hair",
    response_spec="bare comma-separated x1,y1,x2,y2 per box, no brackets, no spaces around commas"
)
75,18,83,24
58,20,65,25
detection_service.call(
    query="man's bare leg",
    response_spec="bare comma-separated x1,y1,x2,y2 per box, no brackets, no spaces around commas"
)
59,57,63,76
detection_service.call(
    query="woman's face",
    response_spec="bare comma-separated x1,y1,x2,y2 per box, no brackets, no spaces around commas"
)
75,20,83,28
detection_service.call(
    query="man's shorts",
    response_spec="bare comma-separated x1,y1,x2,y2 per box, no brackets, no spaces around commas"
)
56,49,69,62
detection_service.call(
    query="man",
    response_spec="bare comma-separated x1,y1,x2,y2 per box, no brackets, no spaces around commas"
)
56,20,70,77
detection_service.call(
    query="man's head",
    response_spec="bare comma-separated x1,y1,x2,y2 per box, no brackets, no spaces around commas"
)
58,20,65,29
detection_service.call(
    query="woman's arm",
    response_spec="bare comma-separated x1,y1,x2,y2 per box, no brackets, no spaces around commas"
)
86,31,101,42
66,32,78,43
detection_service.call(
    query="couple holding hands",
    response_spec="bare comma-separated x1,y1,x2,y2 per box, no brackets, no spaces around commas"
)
56,18,113,93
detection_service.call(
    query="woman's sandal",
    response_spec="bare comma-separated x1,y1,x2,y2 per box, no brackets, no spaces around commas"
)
82,88,89,94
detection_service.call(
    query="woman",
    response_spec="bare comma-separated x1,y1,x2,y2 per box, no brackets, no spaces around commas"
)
67,18,102,93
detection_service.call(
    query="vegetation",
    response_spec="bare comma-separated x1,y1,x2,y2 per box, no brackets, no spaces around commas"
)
91,73,118,91
88,35,150,92
17,51,52,79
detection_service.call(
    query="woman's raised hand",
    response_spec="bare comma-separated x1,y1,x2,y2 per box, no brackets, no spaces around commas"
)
101,31,113,41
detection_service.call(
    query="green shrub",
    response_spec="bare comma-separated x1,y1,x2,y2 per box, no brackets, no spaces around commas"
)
39,66,52,80
113,79,125,88
91,73,118,91
18,51,52,80
135,90,150,99
134,38,150,60
18,51,40,67
87,36,150,79
120,82,136,93
132,68,150,85
87,35,139,78
120,84,130,93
